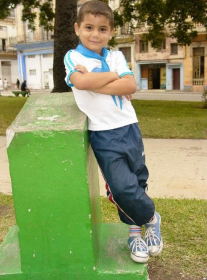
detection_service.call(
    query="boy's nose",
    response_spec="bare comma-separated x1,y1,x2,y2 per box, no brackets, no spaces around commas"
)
92,29,99,37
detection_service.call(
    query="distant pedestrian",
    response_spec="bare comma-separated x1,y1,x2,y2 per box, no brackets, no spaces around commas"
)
3,78,8,91
16,79,20,90
21,80,31,97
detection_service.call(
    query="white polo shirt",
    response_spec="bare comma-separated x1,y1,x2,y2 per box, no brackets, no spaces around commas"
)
64,49,138,131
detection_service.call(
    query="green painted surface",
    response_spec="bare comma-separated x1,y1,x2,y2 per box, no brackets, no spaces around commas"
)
1,93,147,279
0,224,147,280
97,223,147,279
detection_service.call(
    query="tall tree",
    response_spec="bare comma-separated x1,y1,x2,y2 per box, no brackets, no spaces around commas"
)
0,0,78,92
52,0,78,92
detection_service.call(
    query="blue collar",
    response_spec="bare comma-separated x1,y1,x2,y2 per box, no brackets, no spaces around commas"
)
76,44,110,72
75,44,122,109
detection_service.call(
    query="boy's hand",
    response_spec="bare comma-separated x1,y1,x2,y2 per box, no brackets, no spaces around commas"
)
123,94,132,101
74,65,88,74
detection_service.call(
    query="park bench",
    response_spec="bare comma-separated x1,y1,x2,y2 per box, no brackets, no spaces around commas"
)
0,93,147,280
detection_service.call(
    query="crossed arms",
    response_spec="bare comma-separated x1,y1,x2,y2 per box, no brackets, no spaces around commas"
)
70,64,137,98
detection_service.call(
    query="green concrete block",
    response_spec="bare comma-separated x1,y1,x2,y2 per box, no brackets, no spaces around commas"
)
97,223,147,279
0,93,148,279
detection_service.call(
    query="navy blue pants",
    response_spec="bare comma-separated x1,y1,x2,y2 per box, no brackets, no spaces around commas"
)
89,123,155,226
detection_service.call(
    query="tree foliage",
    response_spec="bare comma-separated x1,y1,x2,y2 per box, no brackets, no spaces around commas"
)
114,0,207,47
0,0,55,32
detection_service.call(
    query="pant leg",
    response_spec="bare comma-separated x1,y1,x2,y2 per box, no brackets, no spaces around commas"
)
89,123,155,226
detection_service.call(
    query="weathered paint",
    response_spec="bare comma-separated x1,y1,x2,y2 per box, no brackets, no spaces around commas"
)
0,93,147,279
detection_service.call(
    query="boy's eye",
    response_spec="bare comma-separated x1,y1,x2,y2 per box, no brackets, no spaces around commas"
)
86,26,92,30
100,28,107,32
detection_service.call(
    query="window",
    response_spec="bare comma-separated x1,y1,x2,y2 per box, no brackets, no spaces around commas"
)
2,61,11,66
119,47,131,62
28,55,35,58
157,40,166,51
193,47,204,85
171,43,178,55
121,22,131,35
29,69,36,75
140,40,148,53
0,26,7,31
0,39,6,51
43,53,53,58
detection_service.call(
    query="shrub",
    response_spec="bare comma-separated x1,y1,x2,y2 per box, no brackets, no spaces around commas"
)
12,91,27,97
12,91,20,97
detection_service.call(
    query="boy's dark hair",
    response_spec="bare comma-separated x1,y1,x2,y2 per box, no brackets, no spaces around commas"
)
77,0,114,29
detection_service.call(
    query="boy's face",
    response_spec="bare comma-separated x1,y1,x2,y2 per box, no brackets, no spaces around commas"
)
74,14,114,55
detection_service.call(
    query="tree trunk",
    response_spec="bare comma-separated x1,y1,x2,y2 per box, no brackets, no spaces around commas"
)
51,0,78,92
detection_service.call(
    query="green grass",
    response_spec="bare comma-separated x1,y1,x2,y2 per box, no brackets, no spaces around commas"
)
132,100,207,139
0,193,16,244
102,197,207,279
0,96,27,136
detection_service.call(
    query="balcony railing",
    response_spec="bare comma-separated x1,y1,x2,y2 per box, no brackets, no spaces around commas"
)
193,23,206,33
0,47,17,54
9,32,54,46
193,78,204,86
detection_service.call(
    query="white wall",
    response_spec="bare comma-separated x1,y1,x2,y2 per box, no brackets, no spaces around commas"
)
25,53,53,89
11,60,18,85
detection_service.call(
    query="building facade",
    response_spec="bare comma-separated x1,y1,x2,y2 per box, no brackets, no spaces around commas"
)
10,4,54,90
134,32,184,91
184,25,207,92
6,0,207,92
0,10,18,89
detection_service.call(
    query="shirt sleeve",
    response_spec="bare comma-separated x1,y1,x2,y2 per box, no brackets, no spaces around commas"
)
114,51,134,78
64,50,80,87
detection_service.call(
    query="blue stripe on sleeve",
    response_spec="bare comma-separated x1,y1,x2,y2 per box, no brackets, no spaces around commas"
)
64,50,75,71
119,72,134,78
64,50,78,87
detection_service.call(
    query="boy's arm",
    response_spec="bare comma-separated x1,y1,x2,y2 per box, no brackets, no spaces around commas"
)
70,71,119,91
93,75,137,96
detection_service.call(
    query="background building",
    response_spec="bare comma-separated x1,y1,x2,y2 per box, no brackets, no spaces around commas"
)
0,9,18,89
10,3,54,90
4,0,207,92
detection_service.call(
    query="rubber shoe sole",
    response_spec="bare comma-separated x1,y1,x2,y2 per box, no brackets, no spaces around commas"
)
128,244,149,263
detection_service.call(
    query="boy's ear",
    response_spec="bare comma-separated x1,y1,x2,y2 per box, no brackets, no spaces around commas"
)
110,28,115,39
74,23,80,36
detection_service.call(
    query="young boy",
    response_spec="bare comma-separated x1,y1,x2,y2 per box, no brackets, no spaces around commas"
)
64,0,163,263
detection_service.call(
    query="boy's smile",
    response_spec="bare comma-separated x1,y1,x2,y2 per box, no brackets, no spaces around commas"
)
74,14,114,55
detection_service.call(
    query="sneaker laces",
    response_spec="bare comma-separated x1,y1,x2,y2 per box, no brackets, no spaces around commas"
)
145,227,161,247
129,236,149,253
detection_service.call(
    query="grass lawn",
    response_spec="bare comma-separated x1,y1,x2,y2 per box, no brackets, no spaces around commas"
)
0,193,16,244
132,100,207,139
0,96,27,135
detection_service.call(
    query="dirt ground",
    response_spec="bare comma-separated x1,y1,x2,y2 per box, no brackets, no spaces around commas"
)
99,138,207,200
